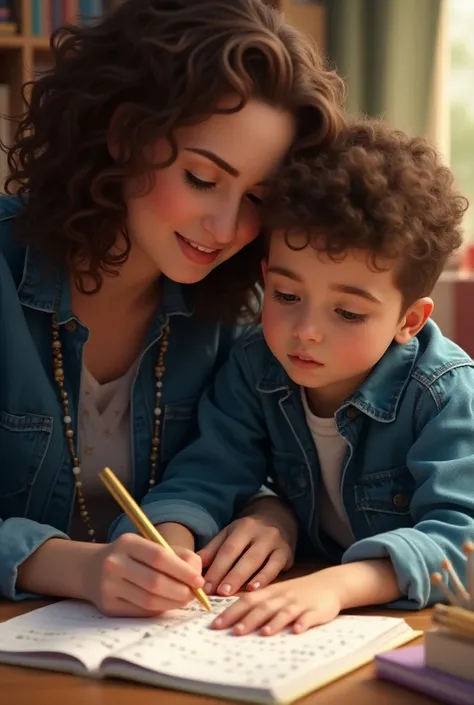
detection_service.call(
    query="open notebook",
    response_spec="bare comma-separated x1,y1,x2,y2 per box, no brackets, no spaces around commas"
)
0,597,420,704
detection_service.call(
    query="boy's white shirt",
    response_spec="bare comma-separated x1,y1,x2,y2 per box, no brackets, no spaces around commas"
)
301,388,355,549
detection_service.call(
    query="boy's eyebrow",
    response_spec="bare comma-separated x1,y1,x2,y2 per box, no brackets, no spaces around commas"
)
268,268,382,304
267,266,302,282
184,148,239,177
330,284,382,304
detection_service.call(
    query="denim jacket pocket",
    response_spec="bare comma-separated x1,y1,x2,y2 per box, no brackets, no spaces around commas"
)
354,465,416,535
160,398,198,466
0,411,53,517
271,450,310,501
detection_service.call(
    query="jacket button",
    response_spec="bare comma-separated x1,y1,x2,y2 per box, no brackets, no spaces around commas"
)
392,492,409,509
347,406,357,419
65,320,77,333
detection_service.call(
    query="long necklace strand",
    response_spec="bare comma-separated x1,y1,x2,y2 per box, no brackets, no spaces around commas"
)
51,309,170,542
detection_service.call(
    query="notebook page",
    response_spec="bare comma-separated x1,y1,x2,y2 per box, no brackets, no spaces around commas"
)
0,600,154,672
110,610,407,690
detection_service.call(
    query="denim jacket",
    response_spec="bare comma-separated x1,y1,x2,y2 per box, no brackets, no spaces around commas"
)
0,194,240,600
144,321,474,609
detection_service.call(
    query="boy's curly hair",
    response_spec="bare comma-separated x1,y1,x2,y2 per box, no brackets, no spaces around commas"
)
3,0,346,323
263,118,469,308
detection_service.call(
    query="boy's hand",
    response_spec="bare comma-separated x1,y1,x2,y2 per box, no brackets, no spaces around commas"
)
211,571,342,636
210,559,402,636
87,533,204,617
198,498,296,596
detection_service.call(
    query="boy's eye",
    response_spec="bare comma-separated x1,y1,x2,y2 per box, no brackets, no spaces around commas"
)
336,308,366,323
184,170,216,190
273,291,300,304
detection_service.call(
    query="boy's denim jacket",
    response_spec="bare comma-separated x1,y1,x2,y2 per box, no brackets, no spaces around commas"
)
143,321,474,609
0,195,241,600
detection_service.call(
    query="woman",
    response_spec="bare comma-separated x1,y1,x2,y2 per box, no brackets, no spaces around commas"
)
0,0,345,616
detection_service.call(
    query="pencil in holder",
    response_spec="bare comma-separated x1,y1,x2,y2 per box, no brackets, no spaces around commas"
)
430,541,474,642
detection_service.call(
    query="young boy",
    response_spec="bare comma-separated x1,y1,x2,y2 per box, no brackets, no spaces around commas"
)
122,119,474,635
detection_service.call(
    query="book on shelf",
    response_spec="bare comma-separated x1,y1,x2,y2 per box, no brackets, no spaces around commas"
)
0,0,18,34
31,1,105,37
0,597,420,704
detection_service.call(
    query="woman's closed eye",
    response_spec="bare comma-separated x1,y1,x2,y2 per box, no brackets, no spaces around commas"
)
335,308,367,323
246,193,263,206
184,169,216,191
272,290,300,305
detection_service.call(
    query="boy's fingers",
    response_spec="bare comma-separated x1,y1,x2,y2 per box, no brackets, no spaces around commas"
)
292,610,323,634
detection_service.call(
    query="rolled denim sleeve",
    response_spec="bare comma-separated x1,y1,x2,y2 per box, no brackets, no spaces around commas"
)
342,365,474,609
110,338,269,548
0,517,69,600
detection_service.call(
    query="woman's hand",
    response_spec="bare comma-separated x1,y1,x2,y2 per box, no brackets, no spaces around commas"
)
87,533,204,617
198,496,297,596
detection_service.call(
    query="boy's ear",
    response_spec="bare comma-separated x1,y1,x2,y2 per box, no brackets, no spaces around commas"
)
394,297,434,344
261,258,268,283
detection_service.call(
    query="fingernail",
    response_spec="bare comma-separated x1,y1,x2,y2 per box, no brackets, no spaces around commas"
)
192,575,204,588
234,623,245,635
248,581,261,591
203,582,213,594
212,617,223,629
218,583,232,595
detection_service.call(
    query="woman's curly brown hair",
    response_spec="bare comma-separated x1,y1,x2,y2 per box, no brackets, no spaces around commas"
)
4,0,346,323
262,118,469,307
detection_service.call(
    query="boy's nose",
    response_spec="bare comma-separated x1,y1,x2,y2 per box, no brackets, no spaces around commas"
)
293,321,324,344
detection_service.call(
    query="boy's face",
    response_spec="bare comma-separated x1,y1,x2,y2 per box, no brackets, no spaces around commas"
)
262,232,432,416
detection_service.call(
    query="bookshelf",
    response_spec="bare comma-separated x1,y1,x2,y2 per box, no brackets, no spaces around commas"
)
0,1,118,188
0,1,118,132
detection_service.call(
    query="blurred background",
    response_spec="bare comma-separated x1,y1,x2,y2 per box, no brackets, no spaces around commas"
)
0,0,472,352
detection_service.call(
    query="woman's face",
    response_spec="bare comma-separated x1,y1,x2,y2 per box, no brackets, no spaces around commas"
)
124,99,295,284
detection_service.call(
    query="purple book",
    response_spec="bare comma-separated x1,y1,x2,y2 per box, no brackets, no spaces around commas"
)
375,645,474,705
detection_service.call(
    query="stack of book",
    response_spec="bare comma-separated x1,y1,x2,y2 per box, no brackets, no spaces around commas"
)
375,541,474,705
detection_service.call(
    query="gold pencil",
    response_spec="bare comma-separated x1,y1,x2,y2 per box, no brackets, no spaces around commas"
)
99,466,212,612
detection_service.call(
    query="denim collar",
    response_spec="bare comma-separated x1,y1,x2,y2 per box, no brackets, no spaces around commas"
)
256,334,420,423
17,245,193,324
343,337,418,422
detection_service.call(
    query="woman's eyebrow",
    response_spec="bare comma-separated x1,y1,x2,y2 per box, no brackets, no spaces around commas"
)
184,148,239,177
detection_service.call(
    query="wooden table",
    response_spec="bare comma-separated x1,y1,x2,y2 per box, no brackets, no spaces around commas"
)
0,578,436,705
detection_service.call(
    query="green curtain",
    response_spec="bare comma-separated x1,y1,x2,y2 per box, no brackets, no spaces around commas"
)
325,0,442,136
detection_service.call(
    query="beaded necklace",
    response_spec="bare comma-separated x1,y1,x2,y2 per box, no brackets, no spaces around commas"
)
51,284,169,541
